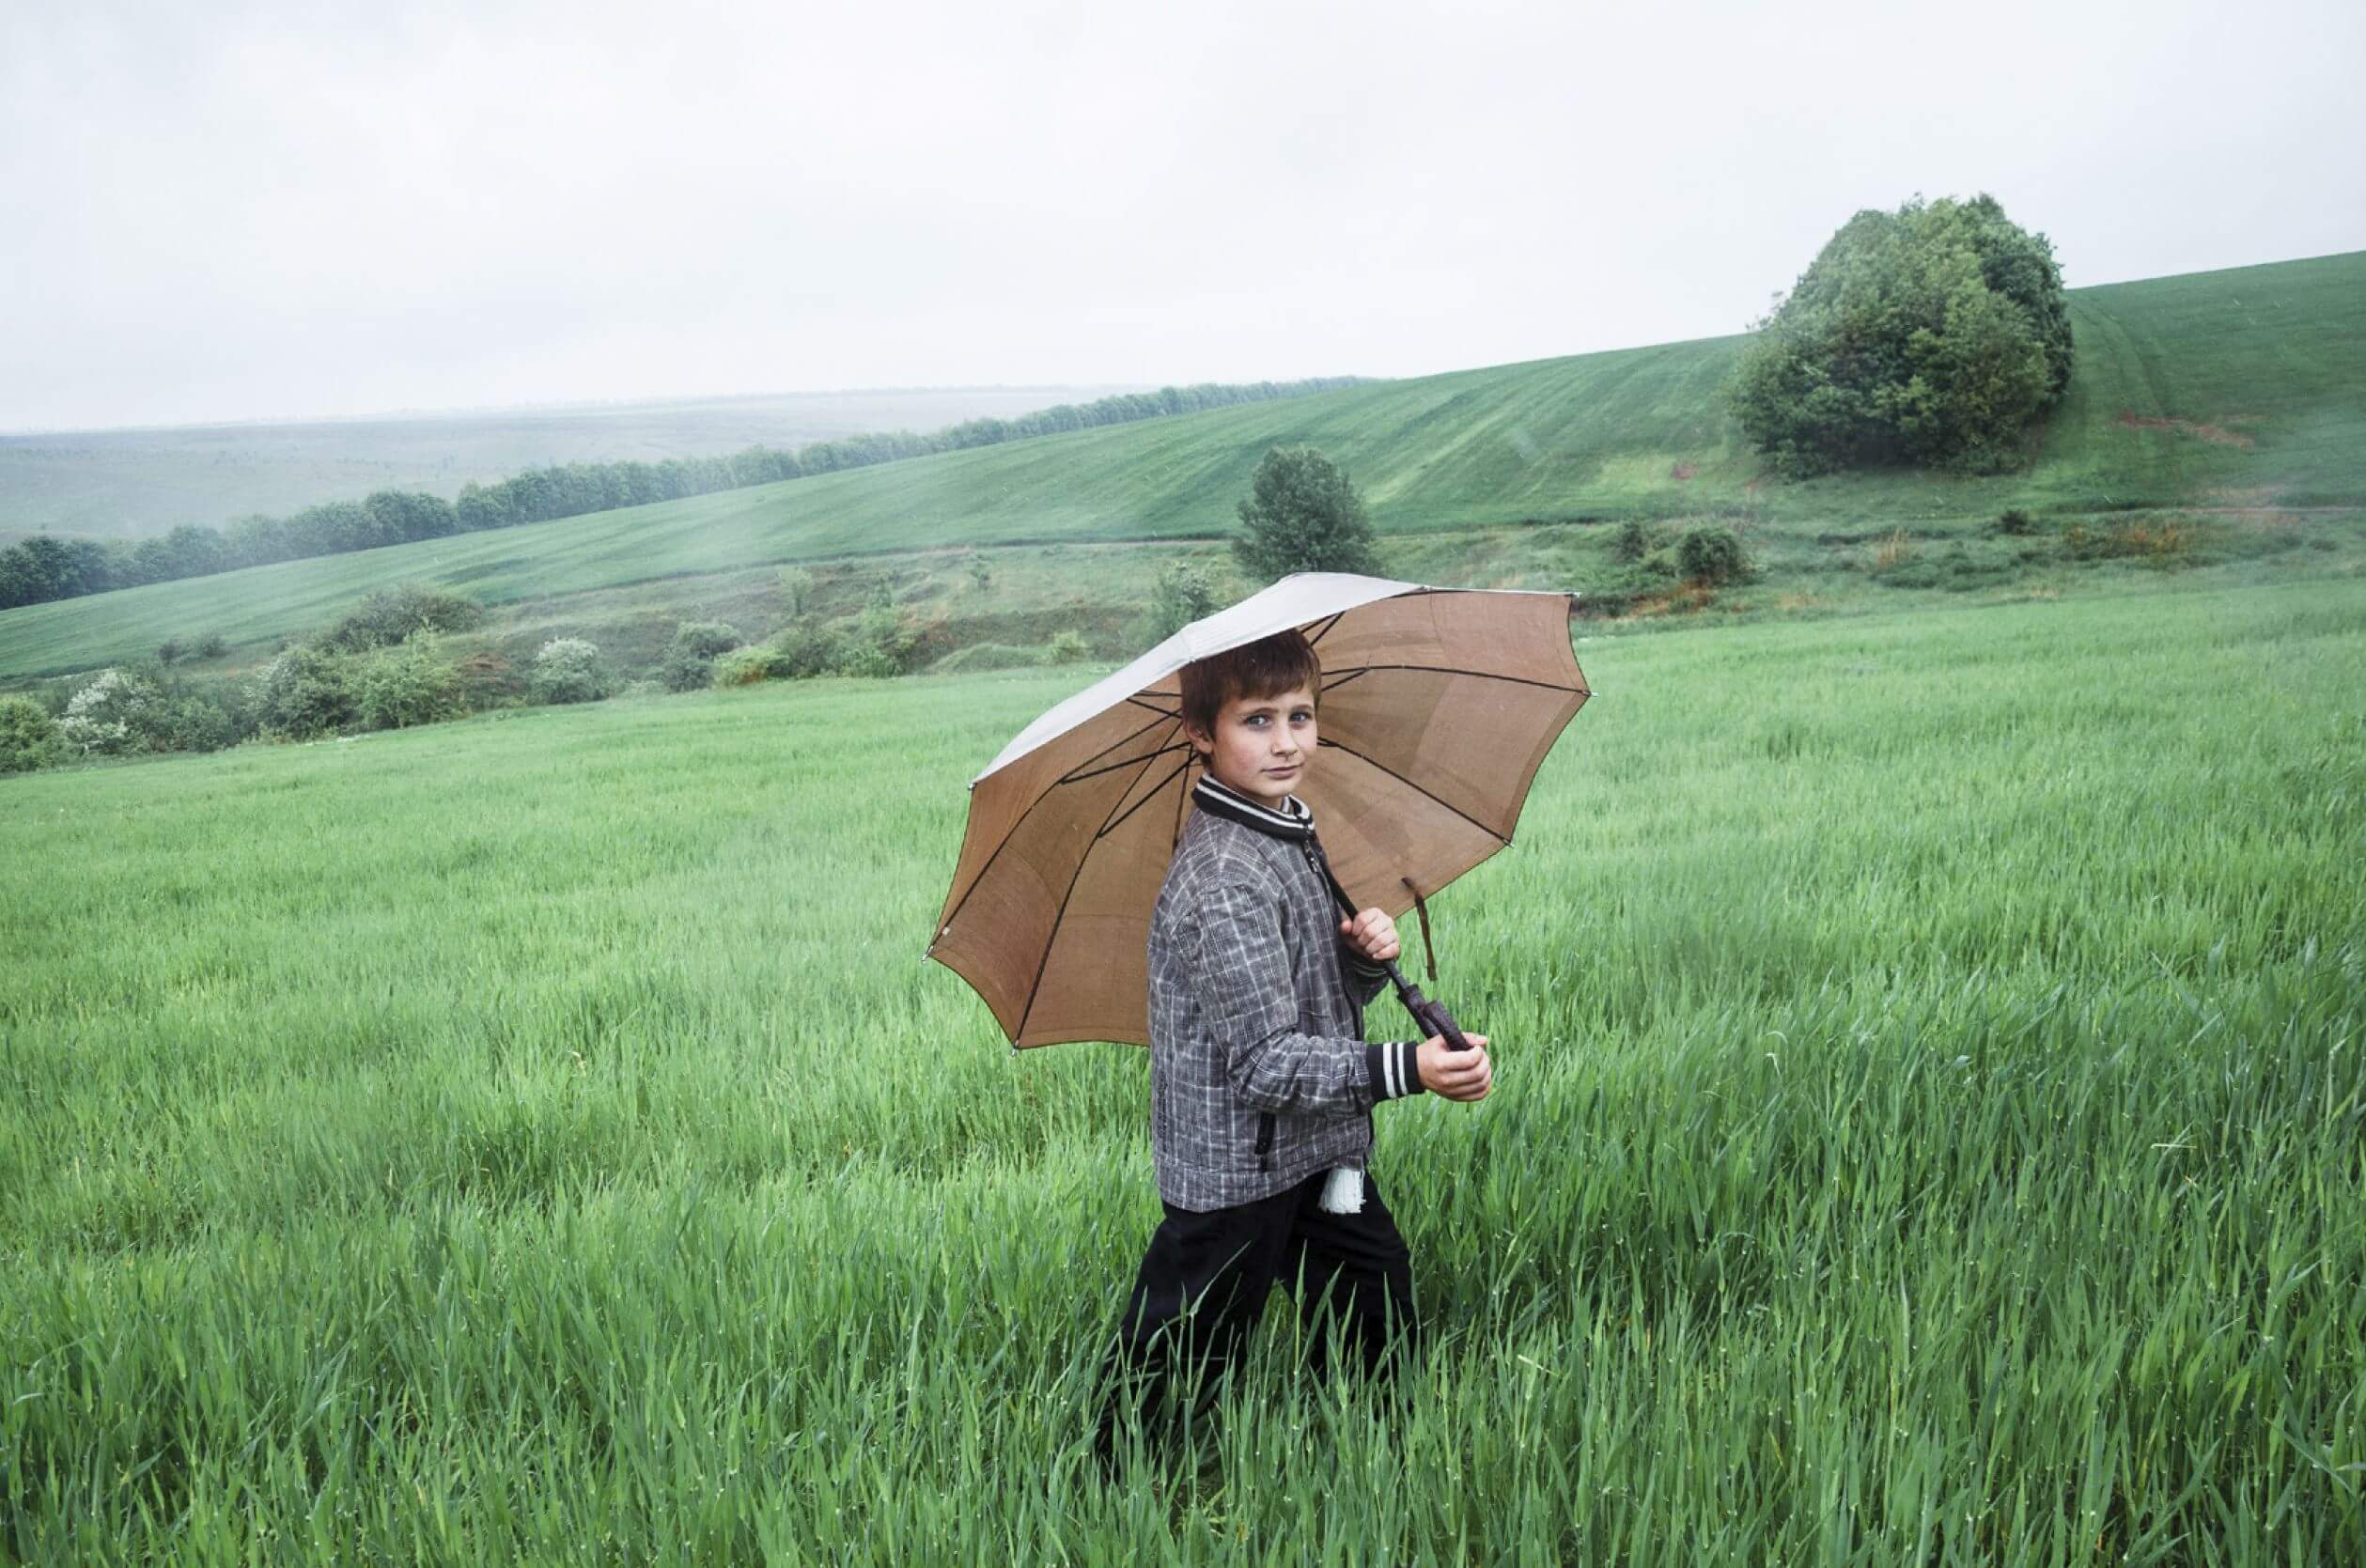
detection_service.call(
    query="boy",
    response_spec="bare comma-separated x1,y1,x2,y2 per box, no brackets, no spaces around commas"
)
1094,629,1494,1468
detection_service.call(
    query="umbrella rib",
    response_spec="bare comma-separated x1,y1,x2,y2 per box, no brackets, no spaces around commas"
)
1316,661,1589,695
1304,611,1346,645
1315,737,1509,846
936,720,1179,944
1095,755,1191,842
1014,742,1176,1044
1061,742,1191,787
1053,711,1188,784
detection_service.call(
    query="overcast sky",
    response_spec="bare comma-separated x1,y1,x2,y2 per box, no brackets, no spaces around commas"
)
3,0,2359,433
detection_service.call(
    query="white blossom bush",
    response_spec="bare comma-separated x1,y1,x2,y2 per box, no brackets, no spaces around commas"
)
56,669,156,755
531,638,611,705
251,646,358,738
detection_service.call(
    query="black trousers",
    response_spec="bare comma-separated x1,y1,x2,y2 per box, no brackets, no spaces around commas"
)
1094,1166,1418,1460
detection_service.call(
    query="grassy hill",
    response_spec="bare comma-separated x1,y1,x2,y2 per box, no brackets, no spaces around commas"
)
0,385,1151,542
3,252,2360,684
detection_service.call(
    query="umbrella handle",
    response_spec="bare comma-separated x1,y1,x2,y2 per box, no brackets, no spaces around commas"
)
1395,977,1477,1055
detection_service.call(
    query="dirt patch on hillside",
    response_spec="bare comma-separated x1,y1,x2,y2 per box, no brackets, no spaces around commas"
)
1669,462,1699,481
2115,410,2255,448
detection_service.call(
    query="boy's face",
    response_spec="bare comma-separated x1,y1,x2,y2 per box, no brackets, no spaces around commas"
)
1189,684,1318,805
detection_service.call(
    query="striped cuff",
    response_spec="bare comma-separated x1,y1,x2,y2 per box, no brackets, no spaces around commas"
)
1366,1041,1424,1102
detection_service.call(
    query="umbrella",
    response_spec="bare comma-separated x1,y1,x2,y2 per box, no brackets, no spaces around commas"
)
926,571,1589,1049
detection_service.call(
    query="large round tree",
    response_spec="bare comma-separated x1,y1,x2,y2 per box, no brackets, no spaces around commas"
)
1728,194,2073,476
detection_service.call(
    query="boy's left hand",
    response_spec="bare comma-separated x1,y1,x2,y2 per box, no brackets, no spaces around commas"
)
1339,907,1400,964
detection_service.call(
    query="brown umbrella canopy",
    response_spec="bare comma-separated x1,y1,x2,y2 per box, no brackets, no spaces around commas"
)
927,574,1589,1048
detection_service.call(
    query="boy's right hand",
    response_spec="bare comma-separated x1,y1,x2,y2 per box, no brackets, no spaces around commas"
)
1417,1034,1491,1101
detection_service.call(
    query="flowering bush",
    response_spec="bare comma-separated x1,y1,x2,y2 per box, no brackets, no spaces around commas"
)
532,639,611,704
253,646,359,738
56,669,157,755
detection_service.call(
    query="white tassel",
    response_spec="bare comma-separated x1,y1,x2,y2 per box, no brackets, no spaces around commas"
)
1315,1166,1364,1215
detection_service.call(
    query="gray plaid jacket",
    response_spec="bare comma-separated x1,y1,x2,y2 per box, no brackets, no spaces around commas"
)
1145,779,1425,1211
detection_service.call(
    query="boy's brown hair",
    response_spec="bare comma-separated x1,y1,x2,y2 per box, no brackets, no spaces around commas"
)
1178,630,1323,755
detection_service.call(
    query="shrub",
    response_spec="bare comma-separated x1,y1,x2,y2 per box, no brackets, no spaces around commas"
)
0,694,66,773
1232,445,1381,582
353,633,465,730
658,650,715,692
671,620,743,660
711,646,777,687
830,640,898,679
965,555,993,593
1047,629,1091,664
1728,194,2071,476
57,669,159,755
777,567,815,617
1995,508,2037,536
253,646,359,738
195,633,228,660
156,638,184,665
1150,560,1220,642
712,609,921,687
835,606,918,677
532,639,611,704
658,620,743,692
110,667,258,753
452,651,527,709
1677,525,1749,585
767,621,842,679
1611,520,1655,564
317,583,487,653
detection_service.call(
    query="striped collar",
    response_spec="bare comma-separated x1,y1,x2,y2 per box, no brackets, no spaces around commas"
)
1191,772,1315,841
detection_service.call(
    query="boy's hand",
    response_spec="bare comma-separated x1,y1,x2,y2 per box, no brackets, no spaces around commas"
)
1417,1034,1491,1101
1338,908,1400,964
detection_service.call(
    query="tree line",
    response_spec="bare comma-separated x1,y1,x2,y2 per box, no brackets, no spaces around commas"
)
0,378,1362,612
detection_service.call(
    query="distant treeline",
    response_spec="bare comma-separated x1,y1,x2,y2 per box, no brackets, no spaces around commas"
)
0,379,1362,612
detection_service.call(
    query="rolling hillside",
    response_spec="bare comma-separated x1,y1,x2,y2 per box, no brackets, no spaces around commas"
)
0,385,1144,541
3,251,2359,684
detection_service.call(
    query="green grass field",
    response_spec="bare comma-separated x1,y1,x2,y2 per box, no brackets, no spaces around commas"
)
6,576,2360,1560
3,252,2359,686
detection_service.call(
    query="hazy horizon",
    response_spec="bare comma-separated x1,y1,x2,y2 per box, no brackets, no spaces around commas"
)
0,380,1155,441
